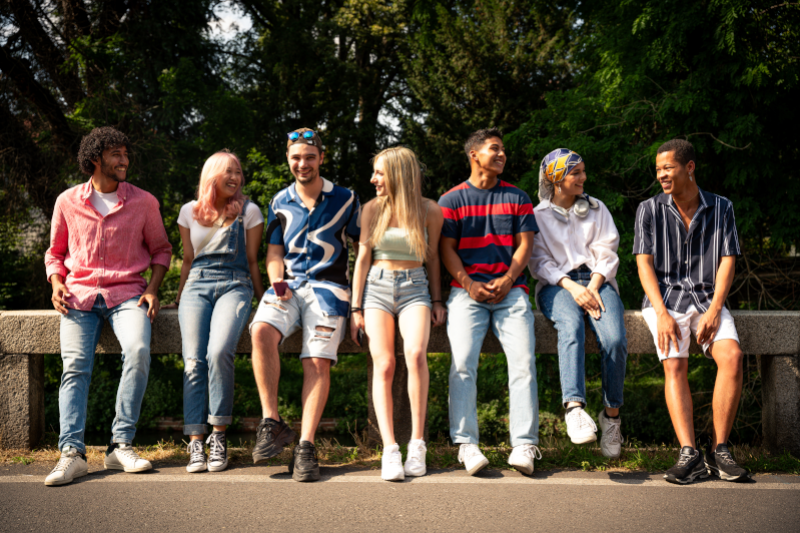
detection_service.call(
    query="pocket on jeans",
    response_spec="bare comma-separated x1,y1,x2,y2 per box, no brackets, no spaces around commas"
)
410,276,428,286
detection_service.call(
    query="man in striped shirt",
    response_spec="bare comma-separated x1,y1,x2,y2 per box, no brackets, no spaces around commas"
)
634,139,749,484
439,128,541,476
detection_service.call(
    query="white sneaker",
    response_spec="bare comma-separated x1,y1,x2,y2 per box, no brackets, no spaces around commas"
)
45,447,88,486
508,444,542,475
186,439,207,473
565,407,597,444
458,444,489,475
381,444,405,481
598,410,624,458
104,443,152,473
207,431,229,472
404,439,427,477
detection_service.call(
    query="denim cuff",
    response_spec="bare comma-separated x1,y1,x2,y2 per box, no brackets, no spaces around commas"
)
562,397,586,407
183,423,208,436
110,437,133,445
207,415,232,426
603,401,624,409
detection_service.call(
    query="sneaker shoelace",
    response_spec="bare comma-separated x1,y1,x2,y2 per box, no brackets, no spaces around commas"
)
207,432,227,463
407,444,426,463
603,418,624,445
386,450,403,466
569,409,598,432
458,445,481,464
716,448,737,467
297,444,317,462
675,450,696,467
52,454,78,473
517,444,543,461
117,446,142,462
188,440,205,464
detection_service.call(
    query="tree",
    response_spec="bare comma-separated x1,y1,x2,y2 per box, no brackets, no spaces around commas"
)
508,0,800,309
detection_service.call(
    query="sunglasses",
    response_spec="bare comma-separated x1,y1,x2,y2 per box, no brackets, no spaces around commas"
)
287,130,317,142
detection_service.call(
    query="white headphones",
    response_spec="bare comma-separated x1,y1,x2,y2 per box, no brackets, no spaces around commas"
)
550,194,599,223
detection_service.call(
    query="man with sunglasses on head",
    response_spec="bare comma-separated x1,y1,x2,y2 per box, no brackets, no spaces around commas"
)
249,128,361,482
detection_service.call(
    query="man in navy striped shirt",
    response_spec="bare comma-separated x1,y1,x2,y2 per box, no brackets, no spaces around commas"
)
634,139,749,484
439,128,541,476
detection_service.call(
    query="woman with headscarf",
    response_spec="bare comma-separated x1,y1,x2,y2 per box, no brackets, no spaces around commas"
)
528,148,627,458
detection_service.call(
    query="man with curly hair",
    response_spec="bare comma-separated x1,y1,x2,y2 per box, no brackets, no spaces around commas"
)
43,127,173,486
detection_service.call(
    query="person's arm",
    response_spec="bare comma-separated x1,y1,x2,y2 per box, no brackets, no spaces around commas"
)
138,196,173,322
440,236,494,302
163,225,194,309
350,202,374,345
696,256,736,345
45,198,71,314
485,231,534,304
425,201,446,326
637,254,681,354
247,223,266,302
266,244,291,301
580,204,621,318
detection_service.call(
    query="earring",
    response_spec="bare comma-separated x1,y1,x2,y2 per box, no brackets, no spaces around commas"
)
690,174,693,181
556,185,561,194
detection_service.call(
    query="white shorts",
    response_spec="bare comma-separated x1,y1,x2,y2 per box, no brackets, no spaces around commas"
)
642,305,739,361
250,282,346,364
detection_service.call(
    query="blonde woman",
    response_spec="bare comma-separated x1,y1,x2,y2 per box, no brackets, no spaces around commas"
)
172,150,265,473
350,147,446,481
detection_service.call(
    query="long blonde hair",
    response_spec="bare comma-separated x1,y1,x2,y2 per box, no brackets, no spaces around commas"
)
369,147,428,262
193,151,246,226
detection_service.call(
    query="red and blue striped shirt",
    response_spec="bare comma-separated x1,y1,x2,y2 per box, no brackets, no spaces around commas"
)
439,180,538,292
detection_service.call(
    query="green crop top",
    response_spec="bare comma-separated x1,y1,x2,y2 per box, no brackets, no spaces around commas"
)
372,227,429,262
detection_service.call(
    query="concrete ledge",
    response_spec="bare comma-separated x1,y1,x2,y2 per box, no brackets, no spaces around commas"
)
2,310,798,356
1,309,799,454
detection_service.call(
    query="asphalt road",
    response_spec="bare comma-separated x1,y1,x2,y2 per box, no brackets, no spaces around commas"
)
2,464,799,532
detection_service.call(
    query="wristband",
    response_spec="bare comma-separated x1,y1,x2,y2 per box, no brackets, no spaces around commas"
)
351,307,363,313
467,280,474,293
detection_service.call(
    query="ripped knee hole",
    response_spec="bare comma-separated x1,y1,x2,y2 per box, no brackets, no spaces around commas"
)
313,325,335,340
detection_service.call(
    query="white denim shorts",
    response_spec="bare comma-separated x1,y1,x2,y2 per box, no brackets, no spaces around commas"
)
250,282,346,364
642,305,739,361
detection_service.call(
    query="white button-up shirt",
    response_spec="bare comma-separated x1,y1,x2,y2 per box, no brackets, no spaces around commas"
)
528,197,621,305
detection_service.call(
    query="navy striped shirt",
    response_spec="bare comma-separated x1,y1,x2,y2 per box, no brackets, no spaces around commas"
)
633,189,740,313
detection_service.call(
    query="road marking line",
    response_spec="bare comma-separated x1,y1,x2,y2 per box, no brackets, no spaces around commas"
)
1,474,796,489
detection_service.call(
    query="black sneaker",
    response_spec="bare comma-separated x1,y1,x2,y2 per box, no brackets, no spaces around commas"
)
664,446,708,485
705,443,751,481
289,440,320,482
252,417,297,463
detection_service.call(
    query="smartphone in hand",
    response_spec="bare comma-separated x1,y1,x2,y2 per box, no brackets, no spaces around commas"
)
273,281,289,297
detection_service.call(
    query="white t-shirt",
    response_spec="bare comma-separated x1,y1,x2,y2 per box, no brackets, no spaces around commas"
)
90,188,119,217
177,201,264,254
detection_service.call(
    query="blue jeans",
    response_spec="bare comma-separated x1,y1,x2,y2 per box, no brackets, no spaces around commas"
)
179,273,253,435
538,269,627,408
446,287,539,447
58,294,151,452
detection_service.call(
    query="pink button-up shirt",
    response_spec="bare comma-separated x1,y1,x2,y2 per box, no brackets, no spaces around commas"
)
45,179,173,311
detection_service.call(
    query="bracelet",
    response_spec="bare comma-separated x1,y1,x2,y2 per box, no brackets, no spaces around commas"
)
503,274,514,283
351,307,363,312
467,280,474,293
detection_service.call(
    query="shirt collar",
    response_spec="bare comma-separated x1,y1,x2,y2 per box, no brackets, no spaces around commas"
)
80,178,129,203
656,188,710,208
287,177,335,205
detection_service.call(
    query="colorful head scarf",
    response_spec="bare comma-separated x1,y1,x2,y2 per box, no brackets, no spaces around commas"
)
541,148,583,185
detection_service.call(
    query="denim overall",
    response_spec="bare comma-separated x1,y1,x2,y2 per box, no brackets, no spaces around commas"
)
179,202,254,435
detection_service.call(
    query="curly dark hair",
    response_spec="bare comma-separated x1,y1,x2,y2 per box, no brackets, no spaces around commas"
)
77,127,132,175
464,128,504,159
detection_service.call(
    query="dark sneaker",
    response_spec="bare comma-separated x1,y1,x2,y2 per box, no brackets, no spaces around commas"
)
705,443,750,481
289,440,320,482
664,446,708,485
252,417,296,463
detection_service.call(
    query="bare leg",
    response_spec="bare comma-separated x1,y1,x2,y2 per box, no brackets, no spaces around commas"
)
398,306,431,442
251,323,282,420
365,309,397,446
663,358,695,447
708,339,744,448
299,357,332,443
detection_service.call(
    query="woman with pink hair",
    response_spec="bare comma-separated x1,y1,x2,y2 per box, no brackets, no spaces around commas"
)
172,150,265,473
